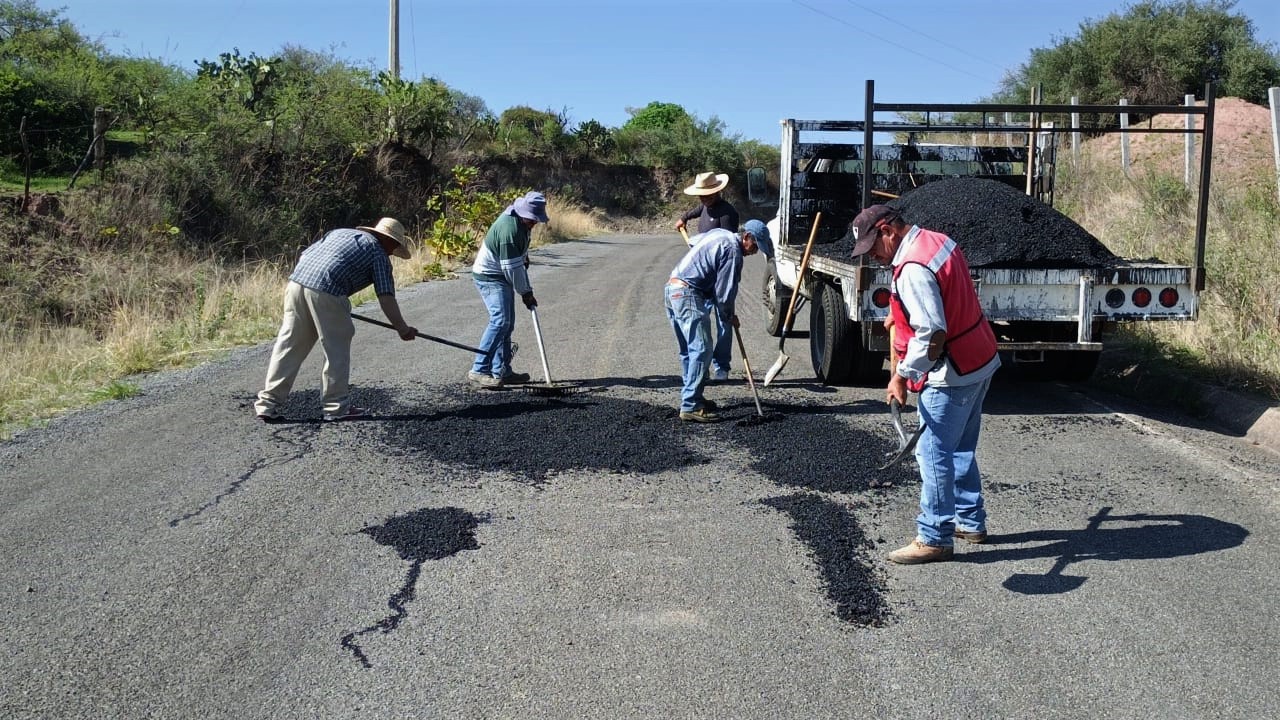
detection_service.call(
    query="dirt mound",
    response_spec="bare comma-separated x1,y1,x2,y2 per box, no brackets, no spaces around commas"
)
1083,97,1272,184
813,177,1121,268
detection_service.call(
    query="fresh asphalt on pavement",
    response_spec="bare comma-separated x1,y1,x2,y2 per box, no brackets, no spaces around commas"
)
2,233,1278,719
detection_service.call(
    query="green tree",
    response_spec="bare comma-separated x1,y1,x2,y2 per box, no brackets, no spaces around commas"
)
995,0,1280,108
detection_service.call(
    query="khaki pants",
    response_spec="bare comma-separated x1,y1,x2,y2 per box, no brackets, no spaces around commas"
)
254,282,354,417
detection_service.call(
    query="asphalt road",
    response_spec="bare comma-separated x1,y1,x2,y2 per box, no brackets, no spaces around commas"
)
3,233,1279,719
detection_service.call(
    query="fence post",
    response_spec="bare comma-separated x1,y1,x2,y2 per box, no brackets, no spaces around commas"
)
1071,96,1080,166
1270,87,1280,207
1184,94,1196,188
19,115,31,212
1119,98,1130,175
93,106,108,180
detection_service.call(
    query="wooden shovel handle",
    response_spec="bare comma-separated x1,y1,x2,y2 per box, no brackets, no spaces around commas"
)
779,212,822,335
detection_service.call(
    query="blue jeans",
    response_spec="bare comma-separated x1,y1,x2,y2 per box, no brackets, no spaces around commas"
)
710,309,732,374
472,276,515,377
913,376,992,546
665,283,713,412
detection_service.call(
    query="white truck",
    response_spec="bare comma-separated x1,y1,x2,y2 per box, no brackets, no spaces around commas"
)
761,80,1216,384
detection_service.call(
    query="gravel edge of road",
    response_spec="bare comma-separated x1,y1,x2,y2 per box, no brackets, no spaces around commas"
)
1092,348,1280,457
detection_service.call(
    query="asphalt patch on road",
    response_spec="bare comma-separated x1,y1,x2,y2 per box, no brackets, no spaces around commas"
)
373,386,711,485
723,400,920,493
761,493,891,626
341,506,489,668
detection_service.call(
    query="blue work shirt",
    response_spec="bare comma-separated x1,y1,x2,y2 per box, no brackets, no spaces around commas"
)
289,229,396,298
669,229,744,318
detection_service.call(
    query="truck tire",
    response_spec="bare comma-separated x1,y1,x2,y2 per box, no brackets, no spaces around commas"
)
809,281,856,384
848,325,888,385
762,260,789,337
1046,350,1101,382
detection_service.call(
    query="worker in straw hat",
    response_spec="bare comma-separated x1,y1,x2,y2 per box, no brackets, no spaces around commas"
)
254,217,417,423
675,171,740,381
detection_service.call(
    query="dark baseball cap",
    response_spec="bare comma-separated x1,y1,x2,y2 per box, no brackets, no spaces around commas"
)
842,204,901,257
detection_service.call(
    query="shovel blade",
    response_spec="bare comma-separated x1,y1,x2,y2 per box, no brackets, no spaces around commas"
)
762,353,789,386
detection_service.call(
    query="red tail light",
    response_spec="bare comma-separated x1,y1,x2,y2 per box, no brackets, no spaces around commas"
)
1158,288,1179,308
872,288,891,308
1132,288,1152,308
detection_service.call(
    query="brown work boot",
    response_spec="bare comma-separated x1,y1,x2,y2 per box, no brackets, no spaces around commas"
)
954,527,988,544
886,539,953,565
679,406,721,423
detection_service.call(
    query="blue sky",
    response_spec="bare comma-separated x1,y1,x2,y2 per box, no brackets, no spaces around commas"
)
53,0,1280,144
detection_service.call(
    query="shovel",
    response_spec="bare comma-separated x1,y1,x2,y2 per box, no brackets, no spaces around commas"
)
878,322,923,470
878,396,925,469
763,212,822,386
351,313,487,355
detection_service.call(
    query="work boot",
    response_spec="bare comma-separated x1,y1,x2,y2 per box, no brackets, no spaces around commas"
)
710,367,730,382
501,371,531,384
886,539,953,565
679,406,721,423
468,371,504,389
954,527,988,544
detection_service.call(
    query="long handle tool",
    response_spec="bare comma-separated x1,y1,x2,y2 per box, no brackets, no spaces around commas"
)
733,326,765,418
763,212,822,386
351,313,487,355
524,306,579,397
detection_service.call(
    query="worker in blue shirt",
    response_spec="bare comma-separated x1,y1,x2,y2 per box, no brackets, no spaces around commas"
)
665,219,773,422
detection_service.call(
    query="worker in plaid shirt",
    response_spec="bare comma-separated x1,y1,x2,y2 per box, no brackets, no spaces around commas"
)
254,217,417,423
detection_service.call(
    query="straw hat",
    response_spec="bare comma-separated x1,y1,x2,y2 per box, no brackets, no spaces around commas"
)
356,217,411,259
684,171,729,196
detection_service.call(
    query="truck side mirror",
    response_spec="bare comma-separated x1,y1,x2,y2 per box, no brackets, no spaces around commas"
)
746,167,775,207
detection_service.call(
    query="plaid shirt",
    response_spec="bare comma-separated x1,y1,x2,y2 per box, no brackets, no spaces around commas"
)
289,229,396,297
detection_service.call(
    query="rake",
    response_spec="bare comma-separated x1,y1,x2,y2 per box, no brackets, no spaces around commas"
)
521,306,581,397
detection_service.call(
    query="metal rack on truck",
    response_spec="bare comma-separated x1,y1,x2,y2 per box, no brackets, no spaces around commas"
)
762,79,1215,384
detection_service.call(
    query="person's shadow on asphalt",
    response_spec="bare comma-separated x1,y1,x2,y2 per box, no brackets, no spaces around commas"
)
959,507,1248,595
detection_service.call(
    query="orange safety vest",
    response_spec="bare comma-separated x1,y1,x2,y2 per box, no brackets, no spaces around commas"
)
889,228,997,390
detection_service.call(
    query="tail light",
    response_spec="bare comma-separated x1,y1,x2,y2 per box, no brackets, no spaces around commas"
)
1132,287,1152,308
1104,288,1125,308
872,288,891,308
1158,288,1179,308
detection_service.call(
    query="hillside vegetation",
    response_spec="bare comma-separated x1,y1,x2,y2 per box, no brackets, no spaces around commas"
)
2,0,1280,437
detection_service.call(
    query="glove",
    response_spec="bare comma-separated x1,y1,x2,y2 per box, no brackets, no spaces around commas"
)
521,292,537,309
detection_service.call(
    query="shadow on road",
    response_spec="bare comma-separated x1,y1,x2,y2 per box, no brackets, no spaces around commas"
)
959,507,1248,595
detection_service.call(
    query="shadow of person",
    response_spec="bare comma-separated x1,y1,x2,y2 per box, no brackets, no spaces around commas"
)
958,507,1248,595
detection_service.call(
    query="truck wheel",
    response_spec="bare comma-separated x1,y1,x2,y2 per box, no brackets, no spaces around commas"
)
762,261,789,337
849,324,888,385
809,281,855,385
1046,350,1101,382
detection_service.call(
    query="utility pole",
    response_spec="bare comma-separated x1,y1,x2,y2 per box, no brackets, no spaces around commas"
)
387,0,400,136
389,0,400,80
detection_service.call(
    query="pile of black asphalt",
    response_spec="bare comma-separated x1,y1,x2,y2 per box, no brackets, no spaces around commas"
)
813,177,1123,268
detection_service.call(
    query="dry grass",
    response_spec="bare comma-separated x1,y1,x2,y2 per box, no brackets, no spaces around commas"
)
1,197,607,438
1058,151,1280,397
1,255,286,438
